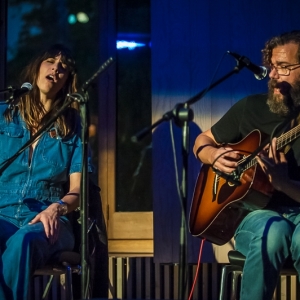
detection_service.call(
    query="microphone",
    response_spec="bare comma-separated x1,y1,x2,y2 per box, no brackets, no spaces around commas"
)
7,82,33,109
12,82,33,99
227,51,268,80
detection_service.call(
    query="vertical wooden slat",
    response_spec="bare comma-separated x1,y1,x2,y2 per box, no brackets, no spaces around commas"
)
173,263,179,300
154,260,162,299
288,276,292,300
116,257,124,299
145,257,154,299
188,264,198,300
211,263,220,300
163,264,171,299
136,258,144,299
108,257,114,298
194,263,203,300
290,276,297,300
201,263,209,300
126,257,133,299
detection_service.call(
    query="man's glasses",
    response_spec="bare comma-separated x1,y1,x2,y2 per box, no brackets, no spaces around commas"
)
268,63,300,76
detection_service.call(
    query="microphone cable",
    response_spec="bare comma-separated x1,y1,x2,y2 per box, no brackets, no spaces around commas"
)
188,238,206,300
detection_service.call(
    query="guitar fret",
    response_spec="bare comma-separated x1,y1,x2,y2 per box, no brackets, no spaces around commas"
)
277,124,300,150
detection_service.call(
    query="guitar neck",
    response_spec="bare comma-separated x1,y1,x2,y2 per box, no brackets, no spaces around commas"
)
276,123,300,150
239,123,300,172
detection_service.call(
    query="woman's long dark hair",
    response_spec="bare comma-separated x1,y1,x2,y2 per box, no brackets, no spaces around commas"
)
6,44,80,138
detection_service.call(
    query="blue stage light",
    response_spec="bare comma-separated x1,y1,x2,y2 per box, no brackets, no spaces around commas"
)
117,40,146,50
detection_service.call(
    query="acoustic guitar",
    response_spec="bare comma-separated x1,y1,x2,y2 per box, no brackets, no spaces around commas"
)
188,125,300,245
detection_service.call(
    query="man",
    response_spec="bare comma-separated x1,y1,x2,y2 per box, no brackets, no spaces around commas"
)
193,30,300,300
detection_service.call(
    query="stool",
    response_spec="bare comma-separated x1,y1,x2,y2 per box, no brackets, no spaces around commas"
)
33,251,81,300
219,250,298,300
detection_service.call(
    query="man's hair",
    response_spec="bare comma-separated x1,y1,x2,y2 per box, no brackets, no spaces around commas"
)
7,44,79,137
262,30,300,66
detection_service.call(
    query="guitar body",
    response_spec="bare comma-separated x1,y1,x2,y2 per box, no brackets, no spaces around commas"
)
189,130,274,245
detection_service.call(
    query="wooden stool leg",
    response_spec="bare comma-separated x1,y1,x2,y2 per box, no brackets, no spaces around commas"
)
219,265,242,300
230,270,242,300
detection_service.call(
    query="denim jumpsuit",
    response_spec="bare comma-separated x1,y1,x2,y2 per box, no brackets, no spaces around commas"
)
0,103,88,299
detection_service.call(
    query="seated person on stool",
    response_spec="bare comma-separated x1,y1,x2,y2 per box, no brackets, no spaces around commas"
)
0,44,92,299
193,30,300,300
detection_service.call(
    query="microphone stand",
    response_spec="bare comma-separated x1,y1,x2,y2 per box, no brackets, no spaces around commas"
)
132,61,248,300
0,85,14,95
0,57,114,300
0,86,19,105
79,56,113,300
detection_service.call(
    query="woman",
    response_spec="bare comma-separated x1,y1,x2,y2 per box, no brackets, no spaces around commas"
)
0,44,91,299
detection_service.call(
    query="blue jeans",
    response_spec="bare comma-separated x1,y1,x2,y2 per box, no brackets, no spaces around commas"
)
0,217,74,300
235,207,300,300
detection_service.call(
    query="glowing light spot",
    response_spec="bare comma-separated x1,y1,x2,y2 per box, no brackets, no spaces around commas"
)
117,40,146,50
77,12,89,23
68,14,77,24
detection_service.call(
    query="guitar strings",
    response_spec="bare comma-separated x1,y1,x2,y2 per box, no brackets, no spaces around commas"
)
276,124,300,150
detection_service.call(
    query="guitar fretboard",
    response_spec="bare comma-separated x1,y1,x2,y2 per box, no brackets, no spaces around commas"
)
238,123,300,173
277,123,300,150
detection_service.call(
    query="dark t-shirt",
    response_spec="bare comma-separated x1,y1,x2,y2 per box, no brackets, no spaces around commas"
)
211,93,300,208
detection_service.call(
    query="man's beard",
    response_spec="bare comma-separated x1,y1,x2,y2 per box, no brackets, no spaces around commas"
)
267,77,300,116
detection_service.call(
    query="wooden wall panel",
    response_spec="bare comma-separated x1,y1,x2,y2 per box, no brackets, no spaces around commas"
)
152,0,300,264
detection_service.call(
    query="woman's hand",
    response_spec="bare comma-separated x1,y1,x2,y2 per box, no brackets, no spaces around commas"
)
29,203,62,244
28,172,81,244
